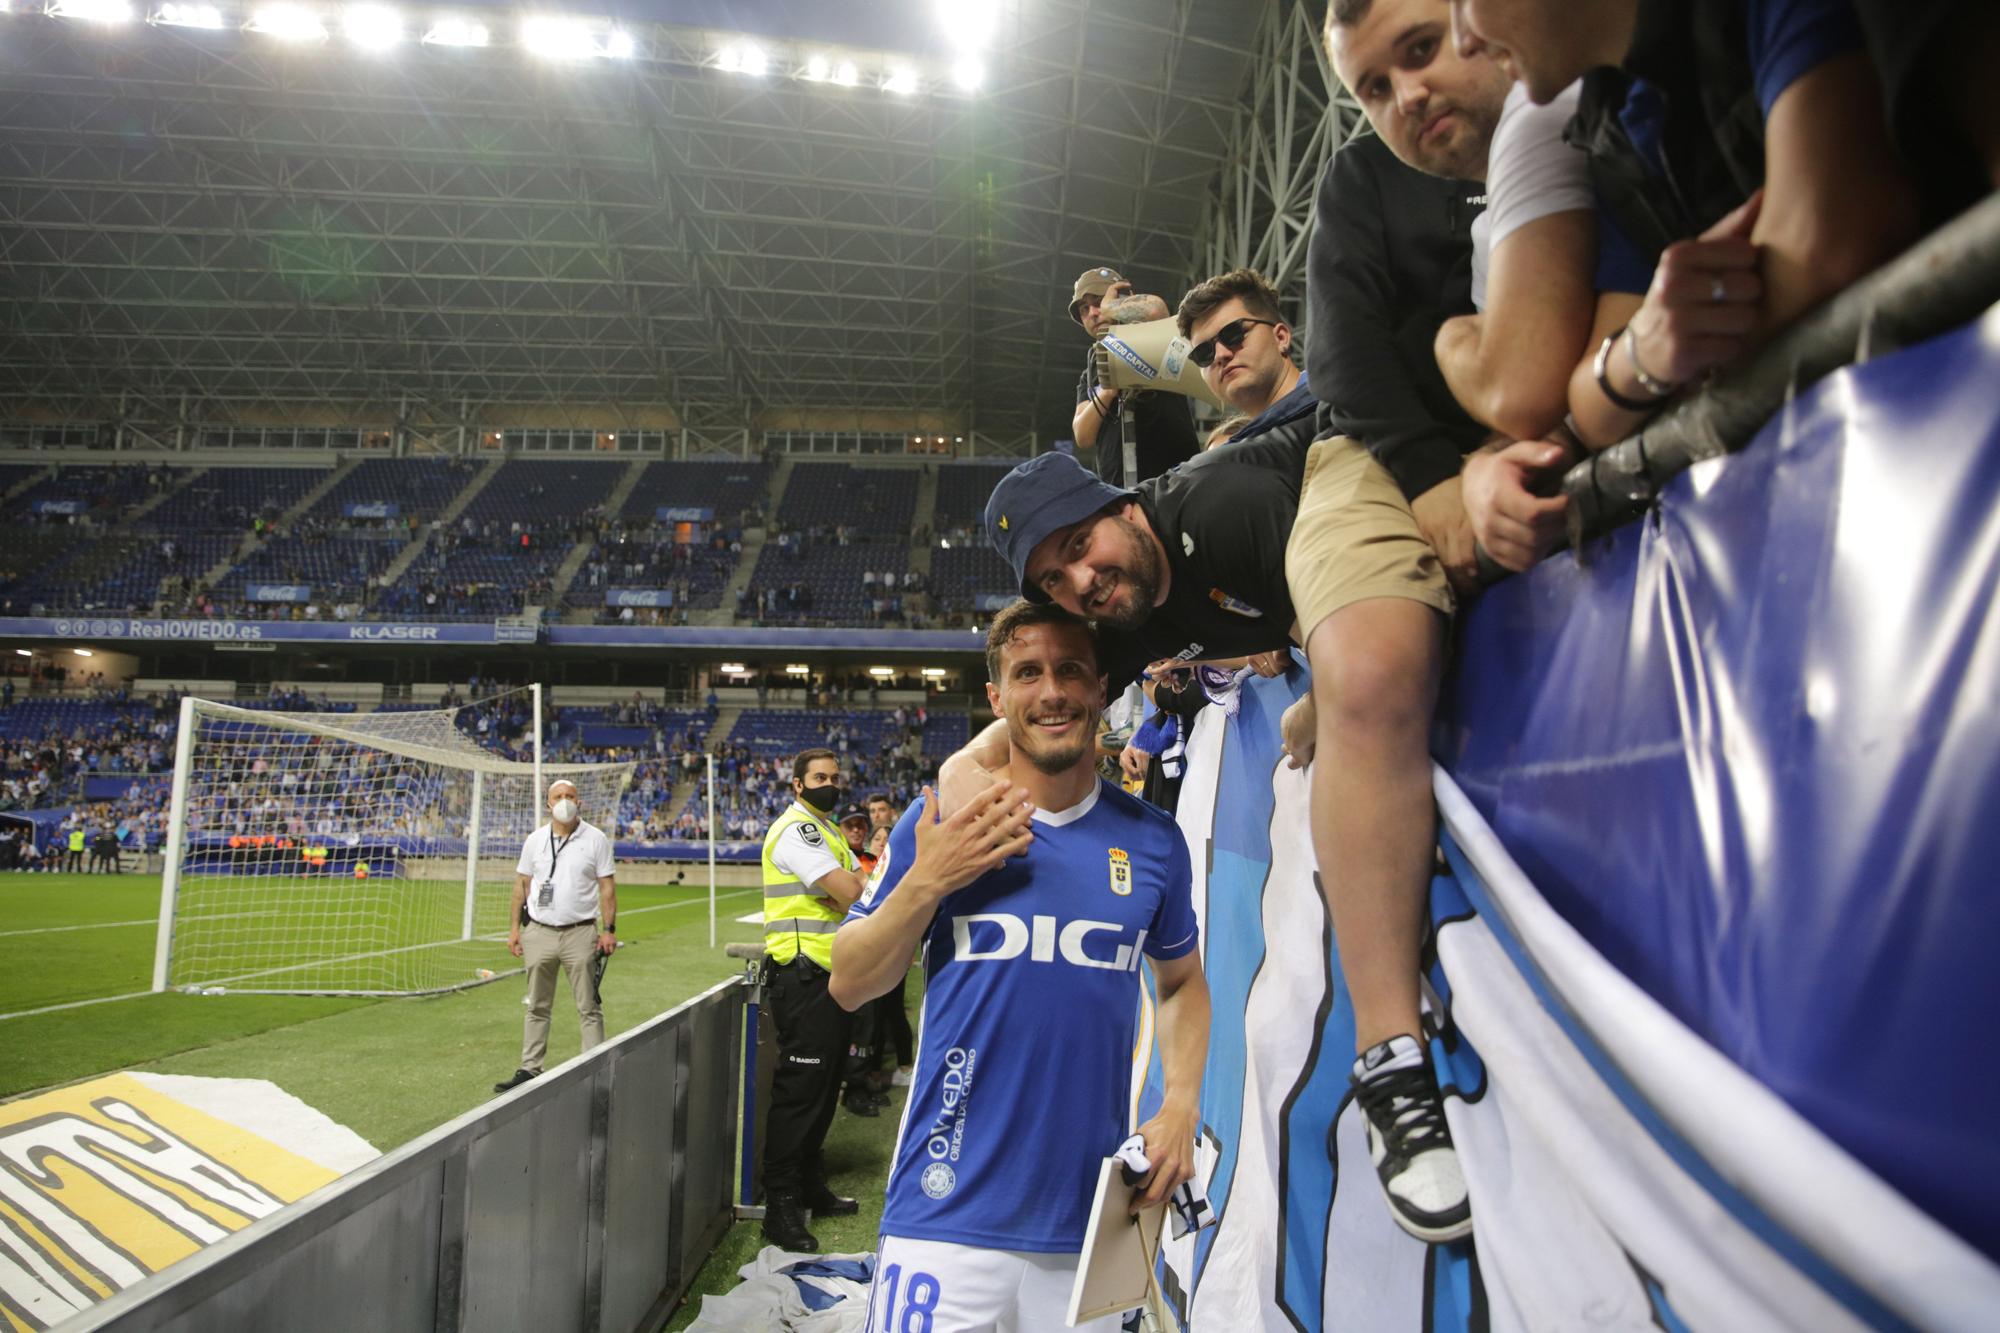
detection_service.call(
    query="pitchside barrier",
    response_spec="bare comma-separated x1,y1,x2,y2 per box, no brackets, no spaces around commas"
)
63,978,745,1333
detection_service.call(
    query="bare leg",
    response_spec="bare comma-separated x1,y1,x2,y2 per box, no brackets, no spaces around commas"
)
1305,599,1445,1054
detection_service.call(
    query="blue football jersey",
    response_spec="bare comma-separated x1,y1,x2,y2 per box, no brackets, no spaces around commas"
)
847,779,1198,1253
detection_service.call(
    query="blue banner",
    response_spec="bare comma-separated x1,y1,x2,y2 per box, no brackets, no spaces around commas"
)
605,588,674,608
654,506,715,522
343,501,400,519
0,616,503,644
243,584,312,603
30,499,86,516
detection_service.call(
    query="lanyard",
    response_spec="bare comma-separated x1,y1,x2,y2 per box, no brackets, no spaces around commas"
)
547,826,575,882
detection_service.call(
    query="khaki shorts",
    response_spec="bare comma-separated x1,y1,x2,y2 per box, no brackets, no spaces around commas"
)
1285,435,1454,642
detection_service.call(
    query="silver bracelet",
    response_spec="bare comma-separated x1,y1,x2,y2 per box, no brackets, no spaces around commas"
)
1622,324,1679,399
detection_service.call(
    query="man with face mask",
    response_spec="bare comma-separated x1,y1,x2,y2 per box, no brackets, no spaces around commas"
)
758,748,872,1252
494,779,617,1095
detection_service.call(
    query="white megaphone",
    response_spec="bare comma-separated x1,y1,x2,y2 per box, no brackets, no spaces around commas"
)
1093,317,1225,411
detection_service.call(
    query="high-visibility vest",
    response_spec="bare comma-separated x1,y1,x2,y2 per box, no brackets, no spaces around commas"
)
67,830,85,852
760,801,857,968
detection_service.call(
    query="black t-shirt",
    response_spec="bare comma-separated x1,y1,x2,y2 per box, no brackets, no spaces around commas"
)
1095,434,1308,689
1076,347,1200,487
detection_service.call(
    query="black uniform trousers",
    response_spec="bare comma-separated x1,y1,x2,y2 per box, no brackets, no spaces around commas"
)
762,955,853,1199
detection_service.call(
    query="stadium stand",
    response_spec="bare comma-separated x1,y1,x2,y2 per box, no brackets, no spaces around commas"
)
4,464,166,523
618,459,771,526
377,460,621,619
776,463,918,537
740,538,910,624
144,466,327,531
305,457,474,524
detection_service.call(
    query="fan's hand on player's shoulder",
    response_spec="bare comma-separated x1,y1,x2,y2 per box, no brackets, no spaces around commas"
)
1131,1100,1200,1213
908,781,1033,900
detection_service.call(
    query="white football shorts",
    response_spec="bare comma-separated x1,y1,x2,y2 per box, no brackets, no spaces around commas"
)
865,1235,1130,1332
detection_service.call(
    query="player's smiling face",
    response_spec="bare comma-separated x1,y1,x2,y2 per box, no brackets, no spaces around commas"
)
987,620,1106,776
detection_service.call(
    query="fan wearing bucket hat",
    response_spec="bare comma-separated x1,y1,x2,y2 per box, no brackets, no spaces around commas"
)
1067,266,1201,488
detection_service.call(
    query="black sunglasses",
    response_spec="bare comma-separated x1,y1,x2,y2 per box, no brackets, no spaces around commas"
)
1189,317,1277,369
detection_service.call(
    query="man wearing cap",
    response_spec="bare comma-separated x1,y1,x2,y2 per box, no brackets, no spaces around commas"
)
494,779,618,1095
962,425,1475,1245
1068,266,1201,487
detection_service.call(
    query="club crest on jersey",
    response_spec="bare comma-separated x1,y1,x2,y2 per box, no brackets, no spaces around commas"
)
1108,848,1132,896
921,1162,956,1199
1208,587,1265,618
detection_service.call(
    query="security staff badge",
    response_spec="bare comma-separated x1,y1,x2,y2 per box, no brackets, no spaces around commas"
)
1108,847,1133,896
1208,587,1264,618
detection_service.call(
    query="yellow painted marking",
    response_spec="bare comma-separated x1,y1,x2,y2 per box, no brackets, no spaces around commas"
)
0,1074,338,1329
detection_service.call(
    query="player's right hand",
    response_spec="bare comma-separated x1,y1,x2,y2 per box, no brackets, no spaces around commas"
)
912,781,1033,899
507,932,523,958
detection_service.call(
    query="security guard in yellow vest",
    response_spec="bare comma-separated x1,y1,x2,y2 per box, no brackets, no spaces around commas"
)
65,826,86,873
759,747,869,1253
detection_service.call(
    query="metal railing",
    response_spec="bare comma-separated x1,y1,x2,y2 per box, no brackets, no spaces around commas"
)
64,977,745,1333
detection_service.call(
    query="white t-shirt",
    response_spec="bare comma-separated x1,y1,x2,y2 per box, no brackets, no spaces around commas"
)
767,805,849,890
515,820,615,927
1471,80,1592,311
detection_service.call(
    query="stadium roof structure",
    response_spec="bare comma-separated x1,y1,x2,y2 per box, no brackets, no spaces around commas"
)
0,0,1357,451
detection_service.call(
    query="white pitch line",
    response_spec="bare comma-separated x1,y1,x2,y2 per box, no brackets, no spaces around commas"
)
0,889,764,1022
0,908,289,939
0,919,155,938
0,989,156,1022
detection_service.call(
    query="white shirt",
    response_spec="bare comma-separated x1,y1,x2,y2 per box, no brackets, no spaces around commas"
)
515,819,615,927
767,804,849,890
1471,80,1592,311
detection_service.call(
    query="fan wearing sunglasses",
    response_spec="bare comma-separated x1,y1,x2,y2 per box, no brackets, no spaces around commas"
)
1175,268,1319,453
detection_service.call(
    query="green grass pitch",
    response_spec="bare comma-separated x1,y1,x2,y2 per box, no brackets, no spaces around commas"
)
0,871,908,1327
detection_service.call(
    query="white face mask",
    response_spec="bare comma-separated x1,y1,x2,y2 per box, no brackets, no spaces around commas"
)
552,798,578,824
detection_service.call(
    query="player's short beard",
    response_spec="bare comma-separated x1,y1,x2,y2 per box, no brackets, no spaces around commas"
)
1016,721,1092,775
1091,516,1163,631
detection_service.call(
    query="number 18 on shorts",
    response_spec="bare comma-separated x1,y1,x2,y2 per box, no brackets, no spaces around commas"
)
866,1237,1125,1332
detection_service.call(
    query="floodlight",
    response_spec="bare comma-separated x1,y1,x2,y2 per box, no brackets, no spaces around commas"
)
921,667,947,678
803,53,829,81
14,650,32,658
246,2,327,40
720,661,746,673
951,57,983,91
868,667,895,678
73,648,94,658
421,15,484,44
154,2,224,27
602,27,631,57
521,14,604,59
785,664,810,676
48,0,135,23
342,3,401,49
832,60,857,87
718,41,763,75
882,66,917,95
935,0,997,52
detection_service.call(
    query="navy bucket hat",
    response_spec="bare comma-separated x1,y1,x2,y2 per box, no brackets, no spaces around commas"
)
983,453,1136,602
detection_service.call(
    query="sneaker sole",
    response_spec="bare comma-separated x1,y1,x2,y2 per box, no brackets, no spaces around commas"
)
1386,1205,1473,1245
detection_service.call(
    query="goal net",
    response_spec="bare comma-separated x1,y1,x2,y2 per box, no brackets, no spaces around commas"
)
152,692,634,996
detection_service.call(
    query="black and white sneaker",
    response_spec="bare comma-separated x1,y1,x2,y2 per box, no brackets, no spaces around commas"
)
1348,1035,1471,1243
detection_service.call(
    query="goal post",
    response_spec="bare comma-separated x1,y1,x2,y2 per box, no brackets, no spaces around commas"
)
152,691,633,997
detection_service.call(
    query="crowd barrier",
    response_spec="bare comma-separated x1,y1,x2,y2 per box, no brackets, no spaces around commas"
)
1144,296,2000,1329
64,978,744,1333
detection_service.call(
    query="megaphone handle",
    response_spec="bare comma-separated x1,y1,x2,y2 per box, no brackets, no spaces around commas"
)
1121,398,1139,490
